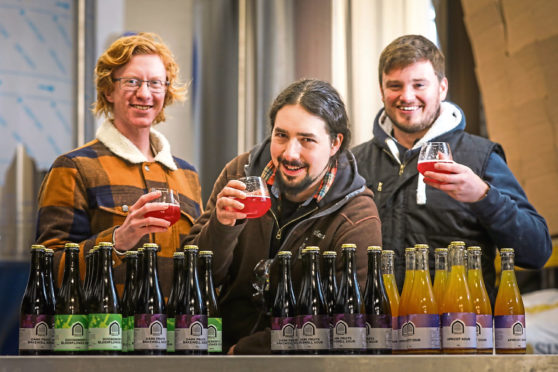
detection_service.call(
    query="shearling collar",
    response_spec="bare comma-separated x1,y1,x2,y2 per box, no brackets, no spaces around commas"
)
96,119,177,171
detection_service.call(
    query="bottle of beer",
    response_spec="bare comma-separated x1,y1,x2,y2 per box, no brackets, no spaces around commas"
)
44,248,57,309
166,251,185,354
54,243,88,354
441,242,476,354
121,250,139,354
271,251,297,354
321,251,337,348
396,247,415,354
406,244,440,354
19,245,54,355
363,246,392,354
199,250,223,354
87,246,100,306
381,249,399,353
87,242,122,354
175,245,208,354
333,244,366,354
135,247,145,303
135,243,167,354
296,246,330,354
433,247,448,314
494,248,526,354
467,246,493,354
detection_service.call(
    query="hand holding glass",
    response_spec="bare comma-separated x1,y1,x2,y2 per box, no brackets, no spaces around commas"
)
233,176,271,218
417,142,454,183
144,188,181,226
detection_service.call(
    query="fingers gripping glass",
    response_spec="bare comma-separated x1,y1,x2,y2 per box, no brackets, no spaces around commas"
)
417,142,454,183
113,77,169,93
233,176,271,219
144,188,181,226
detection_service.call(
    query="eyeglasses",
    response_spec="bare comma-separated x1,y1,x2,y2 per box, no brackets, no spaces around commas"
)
113,77,169,93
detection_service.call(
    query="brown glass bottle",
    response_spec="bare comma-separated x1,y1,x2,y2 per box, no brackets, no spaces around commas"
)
19,245,54,355
87,242,122,354
271,251,297,354
54,243,88,354
44,248,57,310
166,251,185,354
199,250,222,354
121,250,139,354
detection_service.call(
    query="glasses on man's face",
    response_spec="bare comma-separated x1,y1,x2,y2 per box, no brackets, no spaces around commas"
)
113,77,169,93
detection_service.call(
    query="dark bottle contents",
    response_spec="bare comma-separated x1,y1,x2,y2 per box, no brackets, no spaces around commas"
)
19,245,54,355
321,251,338,348
166,251,185,354
333,244,366,354
87,242,122,354
296,246,330,354
83,250,93,306
121,250,139,354
54,243,88,354
134,243,167,355
87,246,100,306
199,250,222,354
363,246,392,354
271,251,297,354
175,245,208,355
43,248,57,310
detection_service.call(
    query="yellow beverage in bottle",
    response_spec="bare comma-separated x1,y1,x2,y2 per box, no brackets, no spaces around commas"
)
381,250,400,354
494,248,525,354
467,246,493,354
396,248,415,354
433,248,448,314
406,245,440,354
441,243,476,354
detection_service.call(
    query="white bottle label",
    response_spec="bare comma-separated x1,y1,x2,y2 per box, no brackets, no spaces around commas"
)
495,315,526,350
442,312,477,350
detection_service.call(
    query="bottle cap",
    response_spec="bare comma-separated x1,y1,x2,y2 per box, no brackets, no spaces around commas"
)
467,246,482,252
183,244,199,252
64,242,80,251
173,251,185,258
302,246,320,254
44,248,54,255
30,244,45,251
143,243,159,250
277,251,292,257
381,250,394,255
500,248,515,254
435,247,448,253
322,251,337,257
405,247,416,252
199,250,213,257
341,243,357,251
99,242,113,250
414,243,429,250
367,246,382,252
125,250,138,257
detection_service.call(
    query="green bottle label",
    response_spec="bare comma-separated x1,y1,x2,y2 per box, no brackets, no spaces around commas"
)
87,313,122,351
167,318,175,352
125,315,134,352
208,317,222,353
54,314,88,351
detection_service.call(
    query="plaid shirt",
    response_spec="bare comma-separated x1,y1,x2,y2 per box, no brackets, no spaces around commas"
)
35,121,202,297
260,159,337,202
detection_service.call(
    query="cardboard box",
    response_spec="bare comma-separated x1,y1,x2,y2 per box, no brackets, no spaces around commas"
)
462,0,558,235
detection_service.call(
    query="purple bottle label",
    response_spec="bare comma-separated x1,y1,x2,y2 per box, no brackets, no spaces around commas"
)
19,314,54,351
442,312,477,350
495,315,526,350
134,314,167,350
403,314,441,350
332,313,366,350
175,314,208,351
476,314,493,350
296,314,330,351
366,314,392,350
271,316,296,351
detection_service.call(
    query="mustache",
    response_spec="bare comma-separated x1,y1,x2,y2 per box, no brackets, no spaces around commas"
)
277,157,308,168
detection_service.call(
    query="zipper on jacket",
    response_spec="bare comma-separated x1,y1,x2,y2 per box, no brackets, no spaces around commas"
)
399,163,405,176
270,207,319,240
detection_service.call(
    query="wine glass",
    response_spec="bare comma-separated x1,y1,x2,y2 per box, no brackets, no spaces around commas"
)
144,187,181,226
417,142,454,183
233,176,271,218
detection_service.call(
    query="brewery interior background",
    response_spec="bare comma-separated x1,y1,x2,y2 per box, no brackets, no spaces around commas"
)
1,0,557,355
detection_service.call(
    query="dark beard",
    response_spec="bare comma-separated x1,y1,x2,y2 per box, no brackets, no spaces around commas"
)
274,157,329,197
388,104,441,134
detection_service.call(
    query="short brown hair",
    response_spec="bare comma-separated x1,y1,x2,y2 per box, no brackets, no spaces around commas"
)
92,32,186,124
378,35,445,85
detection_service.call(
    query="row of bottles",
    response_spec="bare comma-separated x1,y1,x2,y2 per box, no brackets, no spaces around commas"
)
271,245,392,354
397,242,525,354
19,242,222,355
270,243,526,355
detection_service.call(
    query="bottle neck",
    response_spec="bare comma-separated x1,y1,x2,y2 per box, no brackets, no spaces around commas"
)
200,256,215,289
381,254,394,275
468,251,482,271
435,252,448,271
64,249,81,283
415,249,429,271
303,253,320,285
100,248,114,281
144,249,159,281
405,251,416,271
501,253,515,271
368,251,382,277
31,249,45,279
342,250,357,280
279,256,292,287
173,258,184,283
449,246,466,268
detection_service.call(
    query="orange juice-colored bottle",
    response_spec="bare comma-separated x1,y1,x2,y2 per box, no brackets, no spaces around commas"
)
396,247,415,354
467,246,493,354
381,250,399,354
432,248,448,314
440,242,476,354
494,248,525,354
405,244,441,354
